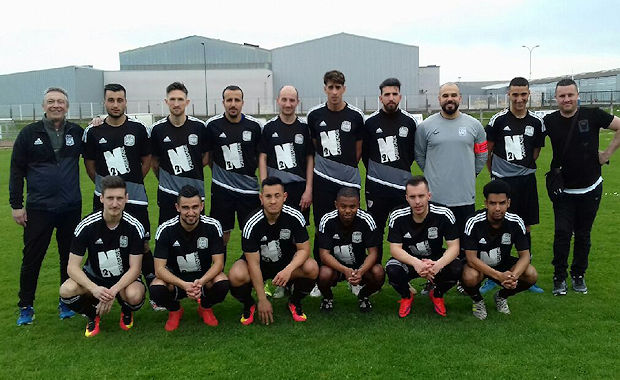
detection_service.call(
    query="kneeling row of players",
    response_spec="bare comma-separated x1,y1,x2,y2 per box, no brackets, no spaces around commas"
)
60,176,535,337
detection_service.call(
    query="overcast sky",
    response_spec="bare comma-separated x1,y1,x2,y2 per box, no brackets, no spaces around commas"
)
2,0,619,83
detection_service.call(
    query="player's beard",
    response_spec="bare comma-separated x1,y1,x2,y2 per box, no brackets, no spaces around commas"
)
441,101,459,115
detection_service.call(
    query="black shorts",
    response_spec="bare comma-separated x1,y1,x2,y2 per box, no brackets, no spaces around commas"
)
84,269,146,297
238,257,287,281
157,189,205,225
499,174,539,226
385,257,464,282
365,180,407,233
312,174,357,227
487,255,520,275
283,181,310,226
210,183,260,232
93,194,151,240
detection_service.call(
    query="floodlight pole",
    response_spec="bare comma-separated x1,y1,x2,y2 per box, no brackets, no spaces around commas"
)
522,45,540,80
201,42,209,116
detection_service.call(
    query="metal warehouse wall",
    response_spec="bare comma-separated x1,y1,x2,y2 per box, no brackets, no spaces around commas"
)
120,36,272,71
271,33,419,100
0,66,103,105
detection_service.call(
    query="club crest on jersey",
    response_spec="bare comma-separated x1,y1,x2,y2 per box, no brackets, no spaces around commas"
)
294,133,304,144
501,233,511,245
399,127,409,137
124,134,135,146
280,229,291,240
352,231,362,243
341,121,352,132
428,227,438,239
188,134,198,146
242,130,252,141
119,235,128,248
458,127,466,136
65,135,75,146
524,126,534,137
367,200,373,208
197,237,208,249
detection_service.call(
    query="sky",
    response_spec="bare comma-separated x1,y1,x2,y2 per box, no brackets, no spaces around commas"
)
2,0,619,83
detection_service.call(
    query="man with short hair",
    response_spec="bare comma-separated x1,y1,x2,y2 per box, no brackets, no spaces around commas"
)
59,176,146,337
83,83,156,293
205,85,262,247
415,83,487,234
307,70,365,296
151,82,209,224
317,187,384,312
544,78,620,295
259,85,314,223
10,87,83,325
385,176,461,318
461,180,538,320
482,77,545,294
363,77,418,261
150,185,228,331
228,177,318,325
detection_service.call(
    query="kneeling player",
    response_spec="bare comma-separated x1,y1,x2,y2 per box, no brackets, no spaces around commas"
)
149,186,229,331
317,187,384,312
461,180,538,320
229,177,318,325
385,176,461,317
59,176,145,337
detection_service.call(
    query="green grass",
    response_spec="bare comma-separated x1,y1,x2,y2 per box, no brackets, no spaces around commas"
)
0,128,619,379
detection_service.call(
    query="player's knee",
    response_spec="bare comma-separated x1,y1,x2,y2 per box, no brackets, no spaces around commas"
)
59,279,79,298
124,283,146,305
385,263,404,280
303,258,319,279
318,266,334,284
523,265,538,284
461,266,480,286
371,264,386,282
228,261,249,286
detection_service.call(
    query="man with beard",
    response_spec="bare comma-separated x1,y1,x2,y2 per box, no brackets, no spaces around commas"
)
151,82,209,224
362,78,418,262
460,180,538,320
83,83,156,299
415,83,487,235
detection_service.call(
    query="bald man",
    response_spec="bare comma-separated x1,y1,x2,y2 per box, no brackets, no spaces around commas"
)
258,85,314,224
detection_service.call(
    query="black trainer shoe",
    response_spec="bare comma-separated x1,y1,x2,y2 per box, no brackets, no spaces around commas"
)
358,297,372,312
571,275,588,294
552,278,567,296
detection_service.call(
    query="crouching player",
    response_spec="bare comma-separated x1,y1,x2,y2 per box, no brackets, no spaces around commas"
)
461,180,538,320
317,187,384,312
229,177,318,325
149,185,229,331
385,176,462,317
59,176,145,337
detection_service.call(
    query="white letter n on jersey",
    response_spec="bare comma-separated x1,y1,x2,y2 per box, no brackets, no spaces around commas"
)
103,147,130,176
167,145,194,175
274,143,297,170
377,136,399,163
221,143,244,170
504,135,525,161
319,130,341,157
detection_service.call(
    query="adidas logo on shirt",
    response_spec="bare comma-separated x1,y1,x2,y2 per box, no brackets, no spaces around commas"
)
376,128,383,134
404,232,412,239
503,126,511,131
95,238,103,244
163,136,172,142
333,234,340,239
319,121,327,127
479,238,487,244
173,240,180,247
99,137,107,144
34,138,43,145
219,132,227,138
261,236,268,241
272,132,279,138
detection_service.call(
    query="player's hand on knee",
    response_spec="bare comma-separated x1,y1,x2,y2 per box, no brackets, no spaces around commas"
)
258,299,274,325
96,300,113,315
92,286,113,302
273,269,291,287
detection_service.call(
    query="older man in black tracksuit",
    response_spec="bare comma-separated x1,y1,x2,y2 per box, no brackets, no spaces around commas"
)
9,87,84,325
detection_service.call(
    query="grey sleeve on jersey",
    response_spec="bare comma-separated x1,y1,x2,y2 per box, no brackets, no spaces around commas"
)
414,124,428,171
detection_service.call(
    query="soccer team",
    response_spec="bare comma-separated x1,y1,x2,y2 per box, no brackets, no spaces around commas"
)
9,70,620,337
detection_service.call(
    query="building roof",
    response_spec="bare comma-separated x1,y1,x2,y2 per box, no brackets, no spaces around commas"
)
272,32,418,51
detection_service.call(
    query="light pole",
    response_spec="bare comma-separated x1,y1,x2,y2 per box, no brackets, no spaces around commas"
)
200,42,209,116
522,44,540,80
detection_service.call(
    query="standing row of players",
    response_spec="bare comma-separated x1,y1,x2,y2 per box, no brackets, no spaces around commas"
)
10,70,620,332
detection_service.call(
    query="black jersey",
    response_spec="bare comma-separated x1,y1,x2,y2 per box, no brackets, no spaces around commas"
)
83,117,150,205
71,211,145,282
154,215,224,281
363,108,417,191
307,103,364,188
318,209,379,269
151,116,208,197
544,107,614,190
387,204,458,261
462,210,528,268
241,205,308,266
259,116,313,183
205,114,262,194
486,109,545,177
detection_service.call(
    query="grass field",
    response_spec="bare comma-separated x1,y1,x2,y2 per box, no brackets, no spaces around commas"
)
0,124,618,379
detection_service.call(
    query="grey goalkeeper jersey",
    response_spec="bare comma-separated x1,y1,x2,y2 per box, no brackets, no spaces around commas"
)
415,112,487,207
